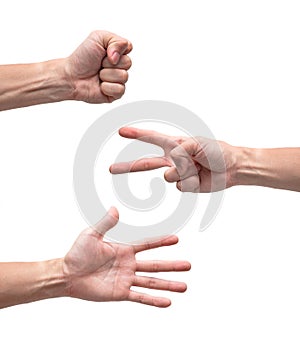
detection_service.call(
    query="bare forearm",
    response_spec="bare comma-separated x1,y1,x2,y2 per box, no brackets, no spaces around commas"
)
0,259,67,309
0,59,74,111
234,147,300,191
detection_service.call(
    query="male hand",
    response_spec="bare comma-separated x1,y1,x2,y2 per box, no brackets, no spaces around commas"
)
65,30,132,103
63,207,190,307
110,127,239,192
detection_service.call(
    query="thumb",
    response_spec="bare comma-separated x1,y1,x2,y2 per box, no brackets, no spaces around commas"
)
93,207,119,236
107,40,133,65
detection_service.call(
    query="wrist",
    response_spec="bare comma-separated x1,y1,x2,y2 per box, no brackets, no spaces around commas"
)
40,258,69,299
39,58,76,102
232,146,263,187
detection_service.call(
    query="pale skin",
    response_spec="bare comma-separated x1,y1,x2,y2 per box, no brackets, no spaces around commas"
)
0,32,192,309
110,127,300,193
0,30,132,111
0,207,191,309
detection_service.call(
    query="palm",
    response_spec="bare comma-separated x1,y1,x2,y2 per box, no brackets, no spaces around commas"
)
64,228,135,301
91,244,135,301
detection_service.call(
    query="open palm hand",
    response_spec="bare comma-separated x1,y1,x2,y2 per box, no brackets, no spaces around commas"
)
63,208,190,307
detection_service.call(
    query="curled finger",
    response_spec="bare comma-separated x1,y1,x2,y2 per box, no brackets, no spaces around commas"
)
177,175,201,192
100,82,125,99
102,55,132,70
170,144,199,180
100,68,129,84
164,166,180,183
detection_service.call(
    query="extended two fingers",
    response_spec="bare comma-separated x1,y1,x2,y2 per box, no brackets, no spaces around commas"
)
110,127,179,173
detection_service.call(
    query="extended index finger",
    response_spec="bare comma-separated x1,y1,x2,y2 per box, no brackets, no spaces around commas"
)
119,127,175,150
134,235,179,253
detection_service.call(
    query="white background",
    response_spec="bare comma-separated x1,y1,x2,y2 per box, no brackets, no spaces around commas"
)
0,0,300,342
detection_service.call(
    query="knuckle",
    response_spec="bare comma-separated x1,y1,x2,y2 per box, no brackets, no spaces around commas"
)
89,30,100,40
175,137,185,145
164,171,170,182
101,58,110,68
193,183,201,193
176,181,183,192
170,149,178,160
104,83,125,97
126,57,132,69
137,294,146,303
117,84,125,96
164,170,175,183
143,160,150,170
148,278,157,289
152,262,159,272
106,97,115,104
120,69,129,83
127,40,133,51
123,56,132,69
88,31,95,38
99,69,106,79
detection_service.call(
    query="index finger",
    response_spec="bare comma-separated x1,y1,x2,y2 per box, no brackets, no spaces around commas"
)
134,235,179,253
119,127,176,150
106,35,133,65
106,34,133,55
89,30,132,65
102,55,132,70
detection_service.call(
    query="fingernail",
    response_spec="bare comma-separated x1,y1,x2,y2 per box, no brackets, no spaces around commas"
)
112,51,120,64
